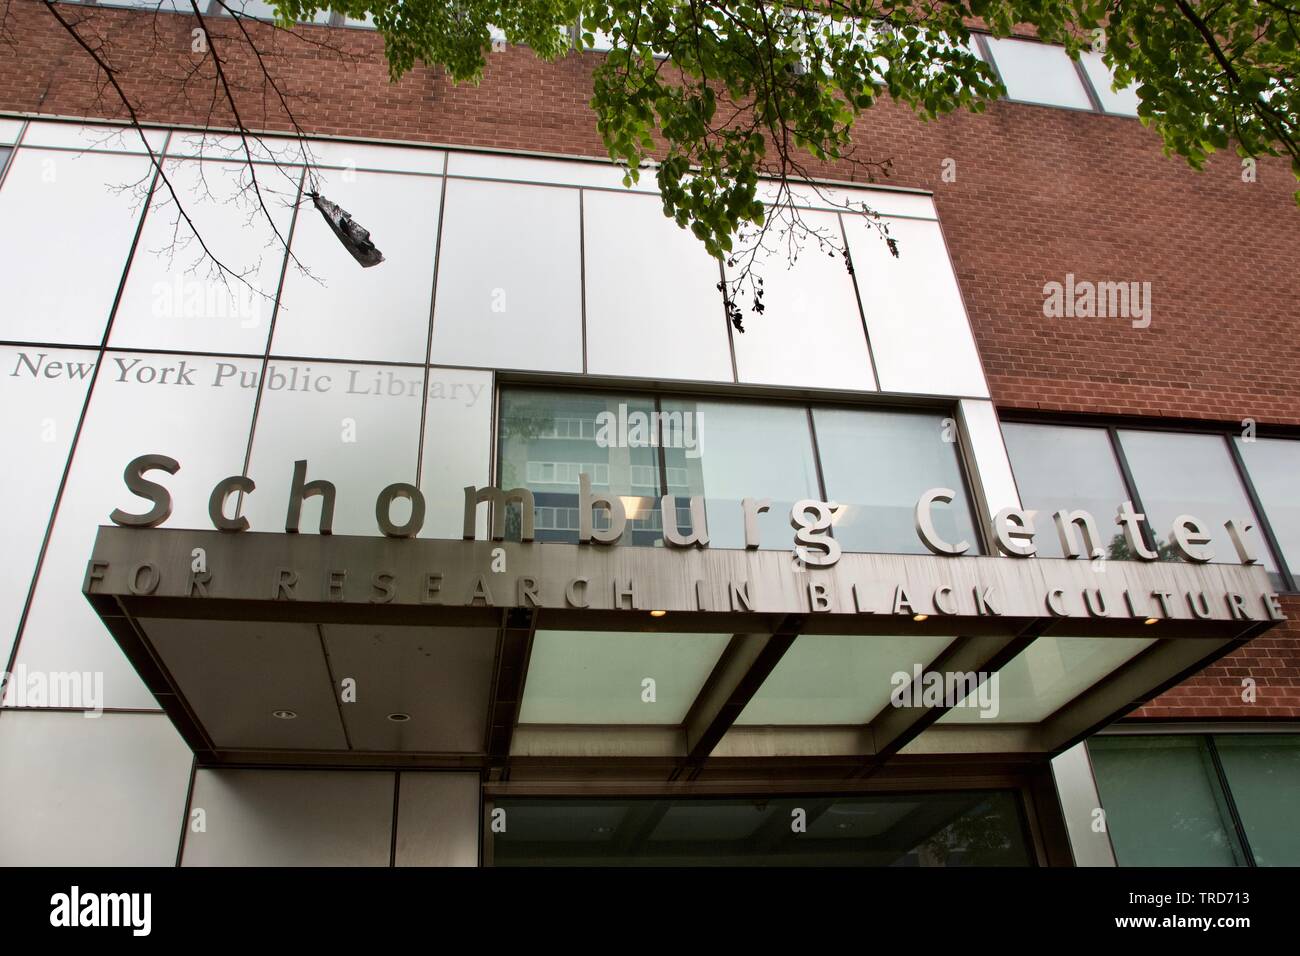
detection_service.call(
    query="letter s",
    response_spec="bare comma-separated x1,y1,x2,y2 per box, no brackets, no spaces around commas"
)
110,454,179,528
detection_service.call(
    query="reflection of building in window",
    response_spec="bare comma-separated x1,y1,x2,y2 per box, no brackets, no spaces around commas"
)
536,417,599,441
525,461,610,486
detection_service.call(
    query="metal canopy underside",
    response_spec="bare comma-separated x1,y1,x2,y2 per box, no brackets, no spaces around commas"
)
83,526,1281,773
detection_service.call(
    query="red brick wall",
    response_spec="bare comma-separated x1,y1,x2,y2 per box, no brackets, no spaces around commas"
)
1130,597,1300,720
4,1,1299,718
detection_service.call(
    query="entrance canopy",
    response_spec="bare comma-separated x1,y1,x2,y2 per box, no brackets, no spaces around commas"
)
84,526,1281,773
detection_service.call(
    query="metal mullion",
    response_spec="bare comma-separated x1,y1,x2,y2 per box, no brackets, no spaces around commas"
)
836,210,880,391
488,371,499,489
174,755,199,867
952,403,996,557
654,394,669,501
1106,425,1161,555
389,771,401,867
1225,433,1296,592
237,163,307,491
415,169,451,488
0,117,27,191
578,188,589,374
805,406,829,503
1071,53,1106,113
1204,734,1257,867
718,258,740,383
973,33,1003,90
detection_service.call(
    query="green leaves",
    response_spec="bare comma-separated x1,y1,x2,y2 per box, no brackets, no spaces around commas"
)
268,0,1297,278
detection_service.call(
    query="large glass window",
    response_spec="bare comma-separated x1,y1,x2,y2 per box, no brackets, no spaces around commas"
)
1118,429,1280,586
497,389,663,545
490,791,1033,866
1089,735,1251,866
661,399,820,550
1005,420,1296,589
1001,422,1132,559
499,389,981,555
1079,50,1140,116
1235,437,1300,581
1212,734,1300,866
813,407,980,555
983,36,1093,110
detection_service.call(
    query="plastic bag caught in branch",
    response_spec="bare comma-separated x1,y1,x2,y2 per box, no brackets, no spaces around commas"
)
309,191,385,267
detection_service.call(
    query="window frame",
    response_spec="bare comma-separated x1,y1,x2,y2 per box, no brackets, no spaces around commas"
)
999,410,1299,594
1090,727,1300,867
493,379,991,557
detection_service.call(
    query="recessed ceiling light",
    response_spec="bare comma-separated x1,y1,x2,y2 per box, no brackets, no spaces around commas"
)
913,613,929,622
272,709,297,720
592,825,614,834
1144,617,1159,625
649,610,667,618
387,713,412,722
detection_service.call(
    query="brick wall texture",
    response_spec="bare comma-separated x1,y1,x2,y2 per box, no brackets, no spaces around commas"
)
3,1,1298,720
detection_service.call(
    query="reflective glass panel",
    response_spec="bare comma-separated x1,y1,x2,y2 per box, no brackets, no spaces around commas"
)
0,712,192,866
984,36,1093,109
1213,734,1300,866
492,791,1032,866
0,347,93,666
274,168,440,362
20,121,168,153
497,389,663,546
842,215,988,397
0,149,153,345
1079,50,1140,115
1001,422,1131,559
1235,436,1300,580
418,367,493,539
661,399,820,550
1089,735,1248,866
430,179,582,371
181,769,394,866
112,159,298,354
728,209,876,391
583,190,732,382
813,407,980,555
1118,429,1279,586
13,354,260,708
243,360,424,536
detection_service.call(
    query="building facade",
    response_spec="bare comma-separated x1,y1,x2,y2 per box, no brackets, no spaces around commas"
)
0,2,1297,866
